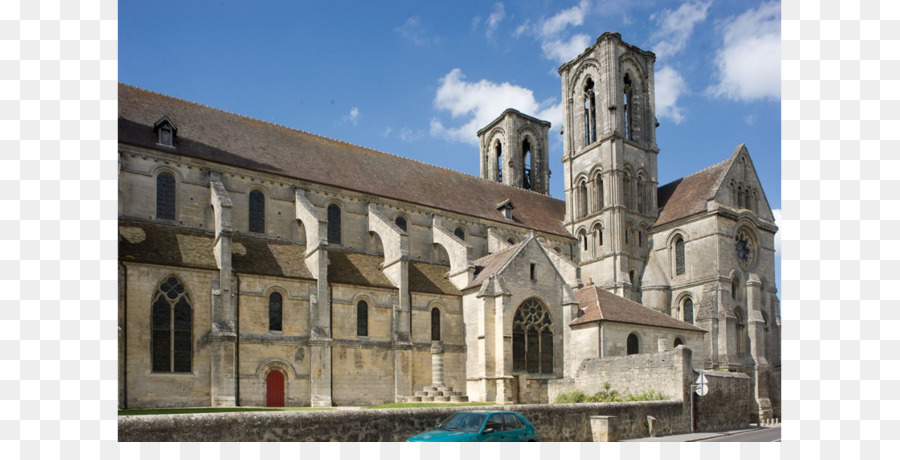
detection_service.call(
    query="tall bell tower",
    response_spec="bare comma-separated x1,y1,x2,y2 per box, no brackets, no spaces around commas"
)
477,108,552,195
559,32,659,300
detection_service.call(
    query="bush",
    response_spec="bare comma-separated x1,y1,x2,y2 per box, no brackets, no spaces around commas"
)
555,384,666,404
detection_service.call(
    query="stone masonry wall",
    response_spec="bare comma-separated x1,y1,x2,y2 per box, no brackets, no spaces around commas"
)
119,401,684,442
548,347,689,402
693,370,752,431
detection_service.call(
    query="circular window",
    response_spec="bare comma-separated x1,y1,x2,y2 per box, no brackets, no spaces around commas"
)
734,228,757,270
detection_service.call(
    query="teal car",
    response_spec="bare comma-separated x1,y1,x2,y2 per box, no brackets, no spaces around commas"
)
407,411,539,442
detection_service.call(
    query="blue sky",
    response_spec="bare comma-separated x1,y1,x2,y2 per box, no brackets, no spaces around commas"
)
120,0,781,289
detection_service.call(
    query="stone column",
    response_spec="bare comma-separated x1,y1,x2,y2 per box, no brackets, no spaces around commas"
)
209,172,236,407
746,273,772,420
590,416,617,442
431,341,445,388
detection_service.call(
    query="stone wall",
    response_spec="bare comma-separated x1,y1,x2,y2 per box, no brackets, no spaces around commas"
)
693,370,752,432
549,347,691,403
119,401,684,442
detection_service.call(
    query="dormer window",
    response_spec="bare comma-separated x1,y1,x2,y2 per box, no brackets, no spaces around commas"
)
154,116,177,148
496,199,515,220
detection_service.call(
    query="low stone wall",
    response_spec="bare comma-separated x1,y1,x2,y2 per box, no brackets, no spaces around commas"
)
118,401,684,442
694,370,752,432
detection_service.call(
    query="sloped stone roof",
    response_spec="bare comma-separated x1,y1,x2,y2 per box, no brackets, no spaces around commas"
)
654,157,733,228
119,83,570,238
409,261,461,296
570,285,705,332
326,251,394,289
119,219,314,279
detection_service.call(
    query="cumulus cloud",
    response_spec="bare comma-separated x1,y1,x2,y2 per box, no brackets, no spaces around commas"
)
514,0,592,63
342,107,360,126
649,0,711,60
655,65,686,124
707,1,780,101
486,3,506,39
395,16,440,46
430,69,561,145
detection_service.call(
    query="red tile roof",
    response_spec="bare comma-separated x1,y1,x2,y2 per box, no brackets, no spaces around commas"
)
119,84,571,238
570,285,705,332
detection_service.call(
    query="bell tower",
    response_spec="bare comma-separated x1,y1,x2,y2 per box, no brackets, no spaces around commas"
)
477,109,551,195
558,32,659,299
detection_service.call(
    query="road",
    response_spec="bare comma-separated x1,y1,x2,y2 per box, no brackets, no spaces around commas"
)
700,426,781,442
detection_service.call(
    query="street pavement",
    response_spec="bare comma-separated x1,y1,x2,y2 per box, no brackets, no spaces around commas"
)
622,424,781,442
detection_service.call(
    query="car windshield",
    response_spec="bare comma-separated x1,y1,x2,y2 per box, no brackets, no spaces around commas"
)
435,413,487,432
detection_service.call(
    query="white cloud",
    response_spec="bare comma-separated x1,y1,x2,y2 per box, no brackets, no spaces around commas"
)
395,16,440,46
342,107,360,126
649,0,711,60
772,208,781,256
486,3,506,39
541,34,591,64
431,69,561,145
708,1,780,101
655,65,686,124
514,0,593,64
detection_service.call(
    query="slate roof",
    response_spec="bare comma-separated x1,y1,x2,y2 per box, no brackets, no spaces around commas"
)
119,83,571,238
327,251,460,296
570,285,705,332
654,156,733,228
464,242,524,290
118,219,314,279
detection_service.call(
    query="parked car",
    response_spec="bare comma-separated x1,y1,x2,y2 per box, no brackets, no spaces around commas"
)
407,411,539,442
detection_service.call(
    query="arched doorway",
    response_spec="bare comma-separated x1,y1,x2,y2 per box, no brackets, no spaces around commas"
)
266,369,285,407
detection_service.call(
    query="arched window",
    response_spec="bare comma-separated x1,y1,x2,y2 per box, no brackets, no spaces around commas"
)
269,292,282,332
624,173,633,211
577,180,588,218
623,73,634,141
626,333,639,355
594,174,604,211
674,338,684,347
249,190,265,233
395,216,407,232
593,224,603,257
156,172,176,220
732,276,741,301
578,229,587,253
761,310,769,333
734,308,745,357
356,300,368,337
495,140,503,183
629,269,636,286
327,204,341,245
512,298,553,374
454,227,466,241
637,177,645,215
674,237,685,275
151,276,192,373
431,308,441,341
522,138,532,190
583,78,597,146
683,298,694,324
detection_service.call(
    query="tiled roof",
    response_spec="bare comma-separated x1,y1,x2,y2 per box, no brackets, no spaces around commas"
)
570,285,705,332
654,157,733,228
327,251,394,289
118,219,314,279
464,242,523,290
119,83,571,238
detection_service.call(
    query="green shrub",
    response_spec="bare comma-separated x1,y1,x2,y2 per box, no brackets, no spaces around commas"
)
555,385,666,404
554,390,588,403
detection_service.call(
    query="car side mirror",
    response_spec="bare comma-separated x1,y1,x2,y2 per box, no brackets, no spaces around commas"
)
483,428,495,434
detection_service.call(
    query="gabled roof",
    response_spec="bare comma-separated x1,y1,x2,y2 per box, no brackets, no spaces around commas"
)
464,241,526,290
570,285,705,332
654,154,734,228
119,83,570,238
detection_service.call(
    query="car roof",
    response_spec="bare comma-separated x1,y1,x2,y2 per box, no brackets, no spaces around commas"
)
456,410,521,415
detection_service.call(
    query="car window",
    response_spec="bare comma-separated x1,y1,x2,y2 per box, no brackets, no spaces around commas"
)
503,413,522,429
485,414,505,432
437,413,486,432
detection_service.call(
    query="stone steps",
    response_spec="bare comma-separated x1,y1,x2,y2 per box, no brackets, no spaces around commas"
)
408,384,467,403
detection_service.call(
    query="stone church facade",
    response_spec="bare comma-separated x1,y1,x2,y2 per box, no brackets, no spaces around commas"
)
118,33,780,418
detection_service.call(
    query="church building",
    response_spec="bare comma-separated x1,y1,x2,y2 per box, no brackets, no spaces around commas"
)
118,32,779,419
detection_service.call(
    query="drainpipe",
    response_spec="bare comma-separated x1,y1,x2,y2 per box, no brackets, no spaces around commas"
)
234,273,241,406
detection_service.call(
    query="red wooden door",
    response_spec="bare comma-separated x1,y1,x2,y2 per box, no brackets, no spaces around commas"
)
266,370,285,407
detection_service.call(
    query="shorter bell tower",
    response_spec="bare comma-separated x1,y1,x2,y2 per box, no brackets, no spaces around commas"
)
477,109,551,195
